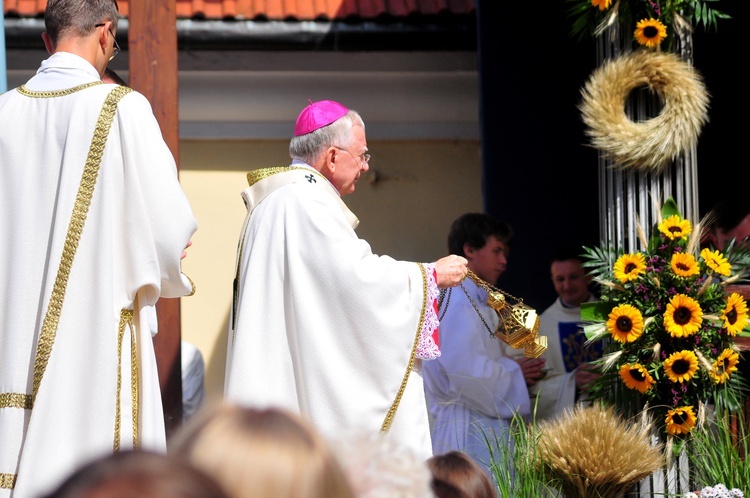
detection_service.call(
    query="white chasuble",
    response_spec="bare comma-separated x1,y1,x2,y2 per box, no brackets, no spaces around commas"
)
225,166,435,459
0,53,197,498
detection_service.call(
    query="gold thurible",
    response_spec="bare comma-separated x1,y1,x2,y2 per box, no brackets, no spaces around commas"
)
466,270,546,358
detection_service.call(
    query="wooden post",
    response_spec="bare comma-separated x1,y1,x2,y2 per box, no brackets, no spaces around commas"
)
127,0,183,436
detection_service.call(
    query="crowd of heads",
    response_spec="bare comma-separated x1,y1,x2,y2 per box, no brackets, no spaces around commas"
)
42,401,498,498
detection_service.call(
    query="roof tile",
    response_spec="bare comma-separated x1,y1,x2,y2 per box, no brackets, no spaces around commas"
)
3,0,475,20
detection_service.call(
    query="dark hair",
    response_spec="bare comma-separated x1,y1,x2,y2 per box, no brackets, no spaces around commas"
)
42,450,228,498
550,244,585,265
430,477,471,498
45,0,119,44
427,451,497,498
708,198,750,232
447,213,512,257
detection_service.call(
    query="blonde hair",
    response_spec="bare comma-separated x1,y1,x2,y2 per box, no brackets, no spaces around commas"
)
169,403,355,498
332,430,434,498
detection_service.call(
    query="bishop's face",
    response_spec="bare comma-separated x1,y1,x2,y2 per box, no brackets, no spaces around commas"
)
328,124,369,196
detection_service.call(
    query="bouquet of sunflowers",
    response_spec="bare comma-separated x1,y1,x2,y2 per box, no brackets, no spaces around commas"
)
565,0,731,49
580,198,749,441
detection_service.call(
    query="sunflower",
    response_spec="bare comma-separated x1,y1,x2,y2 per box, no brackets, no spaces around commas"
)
658,215,692,241
670,253,699,278
663,294,703,337
700,248,732,276
606,304,645,343
722,293,749,336
591,0,612,10
664,350,699,383
619,363,656,393
710,348,740,384
613,253,646,283
634,18,668,48
665,405,697,435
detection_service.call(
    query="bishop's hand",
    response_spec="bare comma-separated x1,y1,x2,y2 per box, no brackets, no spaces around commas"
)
434,255,469,289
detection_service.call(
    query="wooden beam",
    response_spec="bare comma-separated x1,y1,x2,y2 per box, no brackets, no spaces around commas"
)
127,0,183,436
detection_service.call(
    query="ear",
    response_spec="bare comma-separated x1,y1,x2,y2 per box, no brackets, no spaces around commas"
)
708,230,720,249
463,242,475,259
323,146,338,174
42,32,54,54
97,21,112,53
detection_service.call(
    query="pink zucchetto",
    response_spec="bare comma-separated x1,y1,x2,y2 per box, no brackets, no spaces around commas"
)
293,99,349,136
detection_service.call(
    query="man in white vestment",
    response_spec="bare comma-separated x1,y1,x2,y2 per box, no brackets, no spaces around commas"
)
0,1,197,496
505,246,600,421
422,213,532,479
224,100,469,460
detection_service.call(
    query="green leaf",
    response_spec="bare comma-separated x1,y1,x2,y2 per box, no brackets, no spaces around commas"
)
581,301,614,322
661,196,681,219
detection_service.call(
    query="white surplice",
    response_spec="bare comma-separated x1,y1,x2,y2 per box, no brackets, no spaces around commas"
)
422,278,530,476
0,53,197,498
225,164,438,459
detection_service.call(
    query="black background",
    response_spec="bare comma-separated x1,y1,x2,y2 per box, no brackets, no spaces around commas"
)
476,0,748,310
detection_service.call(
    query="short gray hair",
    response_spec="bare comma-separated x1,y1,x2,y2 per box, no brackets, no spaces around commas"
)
45,0,119,44
289,110,365,165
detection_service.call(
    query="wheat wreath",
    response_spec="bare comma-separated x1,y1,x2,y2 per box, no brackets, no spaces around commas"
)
579,49,709,172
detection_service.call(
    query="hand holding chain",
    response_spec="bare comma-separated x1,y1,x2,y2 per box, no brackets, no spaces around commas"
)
438,270,547,358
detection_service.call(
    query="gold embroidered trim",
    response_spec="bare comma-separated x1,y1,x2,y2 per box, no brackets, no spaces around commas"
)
114,309,140,451
0,393,32,410
381,262,428,433
0,473,16,490
32,85,133,405
185,274,197,297
130,311,140,449
246,166,324,187
17,81,103,99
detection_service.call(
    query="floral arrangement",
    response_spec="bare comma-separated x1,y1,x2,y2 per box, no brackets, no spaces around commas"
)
566,0,731,49
685,484,745,497
580,198,749,441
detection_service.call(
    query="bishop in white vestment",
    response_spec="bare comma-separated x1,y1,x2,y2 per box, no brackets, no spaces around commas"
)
224,100,468,460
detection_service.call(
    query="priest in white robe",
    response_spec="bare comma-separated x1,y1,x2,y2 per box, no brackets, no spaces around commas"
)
0,1,197,496
224,100,468,460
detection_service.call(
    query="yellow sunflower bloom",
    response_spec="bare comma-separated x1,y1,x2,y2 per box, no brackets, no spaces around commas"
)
613,253,646,283
722,293,749,336
606,304,645,343
663,294,703,337
670,253,699,278
634,18,668,48
665,406,697,435
664,350,699,383
710,349,740,384
700,248,732,276
658,215,691,241
591,0,612,10
619,363,656,393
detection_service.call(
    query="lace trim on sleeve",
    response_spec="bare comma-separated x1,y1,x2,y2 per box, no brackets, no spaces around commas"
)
416,263,440,360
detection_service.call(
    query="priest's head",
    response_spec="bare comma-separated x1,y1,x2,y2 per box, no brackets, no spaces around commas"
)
42,0,120,78
289,100,371,197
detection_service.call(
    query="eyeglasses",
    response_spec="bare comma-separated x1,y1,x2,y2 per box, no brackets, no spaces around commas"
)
334,146,371,165
94,23,120,61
